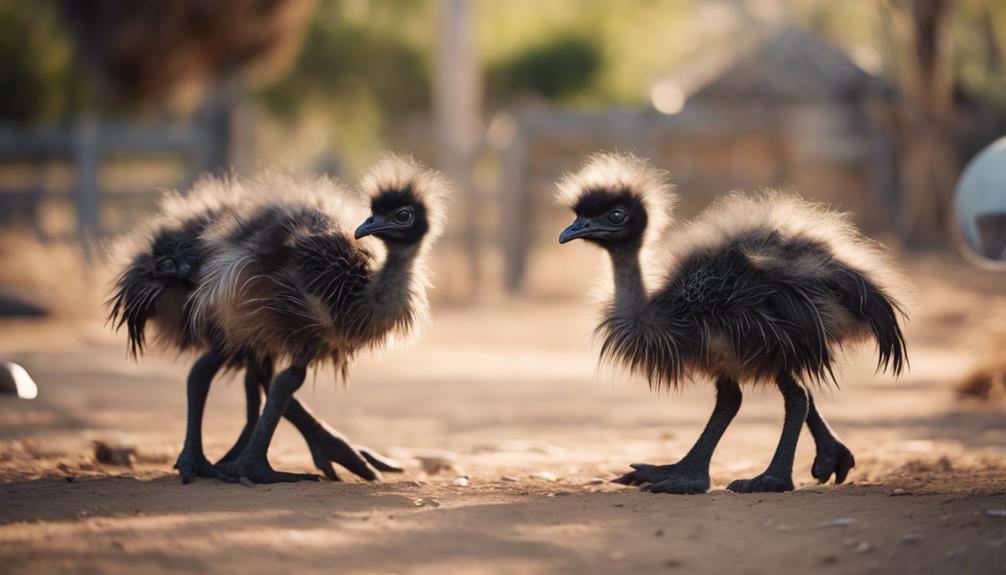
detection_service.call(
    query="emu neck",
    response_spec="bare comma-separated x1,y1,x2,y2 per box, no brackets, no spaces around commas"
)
364,242,423,334
606,244,648,318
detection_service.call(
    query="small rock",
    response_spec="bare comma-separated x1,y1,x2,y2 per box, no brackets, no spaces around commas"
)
415,453,457,475
665,559,684,568
854,542,871,554
900,533,924,544
501,475,519,482
92,441,136,466
530,471,558,482
891,488,911,496
946,545,967,559
984,509,1006,518
453,476,470,487
585,477,606,485
818,518,854,528
608,551,625,561
654,529,664,537
820,555,839,565
412,498,441,508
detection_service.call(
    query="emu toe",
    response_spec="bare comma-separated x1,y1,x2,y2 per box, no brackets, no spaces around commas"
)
229,456,321,486
613,463,683,486
174,451,220,484
812,442,856,485
303,429,403,481
727,473,794,493
646,473,711,494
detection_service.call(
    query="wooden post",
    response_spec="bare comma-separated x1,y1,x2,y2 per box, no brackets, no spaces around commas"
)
73,114,101,242
436,0,482,298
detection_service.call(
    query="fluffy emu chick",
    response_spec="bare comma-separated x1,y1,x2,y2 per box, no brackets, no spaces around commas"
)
558,153,908,494
193,155,448,485
108,178,401,484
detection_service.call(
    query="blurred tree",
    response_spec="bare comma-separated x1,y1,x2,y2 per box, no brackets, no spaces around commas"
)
485,33,602,104
0,1,81,124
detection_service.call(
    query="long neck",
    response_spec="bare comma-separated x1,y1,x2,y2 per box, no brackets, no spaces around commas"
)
605,243,648,318
362,242,426,336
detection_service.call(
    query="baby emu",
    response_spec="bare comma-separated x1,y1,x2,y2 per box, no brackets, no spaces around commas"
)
195,155,447,485
108,180,401,484
558,153,908,494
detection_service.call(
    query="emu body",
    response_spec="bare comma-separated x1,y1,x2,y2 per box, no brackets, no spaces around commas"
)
558,153,908,493
108,178,401,484
194,156,447,485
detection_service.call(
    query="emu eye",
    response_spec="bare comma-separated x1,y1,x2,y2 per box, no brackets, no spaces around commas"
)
394,209,414,224
157,258,177,274
607,208,628,225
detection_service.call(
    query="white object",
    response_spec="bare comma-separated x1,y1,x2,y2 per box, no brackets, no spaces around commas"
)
954,136,1006,266
0,361,38,400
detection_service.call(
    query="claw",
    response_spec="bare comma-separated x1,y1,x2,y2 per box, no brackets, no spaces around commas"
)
812,442,856,485
727,473,793,493
174,450,219,485
235,455,321,485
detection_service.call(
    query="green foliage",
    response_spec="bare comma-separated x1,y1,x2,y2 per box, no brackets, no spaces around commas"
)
0,0,81,124
258,5,430,123
485,33,601,103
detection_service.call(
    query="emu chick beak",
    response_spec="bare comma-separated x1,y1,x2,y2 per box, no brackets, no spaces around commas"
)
559,217,594,244
355,215,388,239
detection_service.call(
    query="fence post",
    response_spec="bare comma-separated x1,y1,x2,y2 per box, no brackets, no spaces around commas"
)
73,115,101,243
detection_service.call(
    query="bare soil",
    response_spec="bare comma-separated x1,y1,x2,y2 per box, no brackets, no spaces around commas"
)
1,257,1005,574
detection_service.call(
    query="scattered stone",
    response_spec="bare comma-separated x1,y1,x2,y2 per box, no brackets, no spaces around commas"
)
891,488,911,496
501,475,519,482
585,477,606,485
92,441,136,466
415,453,458,475
654,529,664,537
665,559,684,568
530,471,558,482
818,518,854,528
608,551,625,561
453,476,470,487
946,545,967,560
412,498,441,508
0,361,38,400
900,533,924,544
854,542,871,554
984,509,1006,518
820,554,839,565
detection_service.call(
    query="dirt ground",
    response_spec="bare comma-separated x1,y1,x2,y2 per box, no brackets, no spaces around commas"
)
1,256,1005,575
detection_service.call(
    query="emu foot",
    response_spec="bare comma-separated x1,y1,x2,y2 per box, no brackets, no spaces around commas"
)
614,463,690,487
647,472,711,494
306,431,403,482
812,441,855,485
218,456,320,487
727,473,794,493
174,450,219,485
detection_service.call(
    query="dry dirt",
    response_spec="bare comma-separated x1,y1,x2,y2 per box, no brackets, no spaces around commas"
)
1,257,1005,574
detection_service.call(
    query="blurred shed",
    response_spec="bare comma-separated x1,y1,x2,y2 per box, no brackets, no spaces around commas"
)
500,25,898,293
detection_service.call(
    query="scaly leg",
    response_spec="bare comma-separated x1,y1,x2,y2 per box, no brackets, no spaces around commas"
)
614,377,742,494
216,354,268,465
806,391,855,484
175,348,227,484
231,359,320,486
727,372,808,493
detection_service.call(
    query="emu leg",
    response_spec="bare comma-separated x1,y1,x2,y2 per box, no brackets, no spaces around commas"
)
229,359,320,486
727,373,808,493
281,396,403,481
806,392,855,484
175,349,227,484
614,377,742,494
216,355,269,465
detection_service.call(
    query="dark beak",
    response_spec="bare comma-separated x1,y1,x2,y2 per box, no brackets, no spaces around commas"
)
355,215,393,239
559,217,596,244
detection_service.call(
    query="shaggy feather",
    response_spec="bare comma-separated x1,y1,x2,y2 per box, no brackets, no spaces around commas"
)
191,158,447,380
560,156,909,390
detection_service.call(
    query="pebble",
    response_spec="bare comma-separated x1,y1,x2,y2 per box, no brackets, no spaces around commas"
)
585,478,606,485
453,476,470,487
854,542,871,554
900,533,924,544
984,509,1006,518
818,518,854,528
530,471,558,482
415,453,457,475
501,475,519,482
891,488,911,496
92,441,137,466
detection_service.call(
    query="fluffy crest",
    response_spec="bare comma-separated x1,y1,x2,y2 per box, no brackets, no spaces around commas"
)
556,152,677,245
360,153,451,241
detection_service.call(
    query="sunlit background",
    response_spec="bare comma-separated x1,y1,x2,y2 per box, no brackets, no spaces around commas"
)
2,2,1006,573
